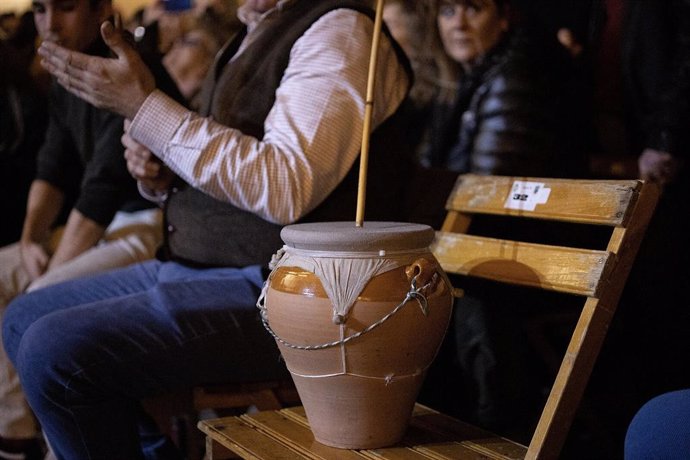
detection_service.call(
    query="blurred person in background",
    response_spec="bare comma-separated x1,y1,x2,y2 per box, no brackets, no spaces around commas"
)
1,11,49,248
162,25,220,108
540,1,690,455
0,0,184,457
415,0,590,444
383,0,458,230
161,6,241,109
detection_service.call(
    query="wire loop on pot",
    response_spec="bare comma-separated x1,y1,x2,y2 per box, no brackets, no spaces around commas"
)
257,273,438,350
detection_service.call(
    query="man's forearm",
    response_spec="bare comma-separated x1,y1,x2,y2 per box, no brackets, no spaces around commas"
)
21,179,65,245
48,209,106,269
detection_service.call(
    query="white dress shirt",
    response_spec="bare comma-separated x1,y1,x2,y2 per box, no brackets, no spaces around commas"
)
129,5,409,225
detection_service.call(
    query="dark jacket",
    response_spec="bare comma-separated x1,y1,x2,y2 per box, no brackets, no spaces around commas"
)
556,0,690,161
421,29,587,178
610,0,690,158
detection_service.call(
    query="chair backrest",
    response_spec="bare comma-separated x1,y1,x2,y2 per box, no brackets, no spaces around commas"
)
430,174,660,459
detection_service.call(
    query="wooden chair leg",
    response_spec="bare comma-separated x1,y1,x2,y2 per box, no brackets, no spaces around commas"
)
204,436,239,460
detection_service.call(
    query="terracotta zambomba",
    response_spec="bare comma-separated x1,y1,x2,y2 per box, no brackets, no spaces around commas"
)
259,221,453,449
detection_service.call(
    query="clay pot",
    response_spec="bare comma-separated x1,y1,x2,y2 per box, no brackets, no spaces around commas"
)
260,221,453,449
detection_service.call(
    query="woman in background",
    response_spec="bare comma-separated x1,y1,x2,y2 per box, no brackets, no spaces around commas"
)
420,0,587,176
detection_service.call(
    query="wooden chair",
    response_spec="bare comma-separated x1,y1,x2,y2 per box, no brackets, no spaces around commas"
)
430,173,660,459
196,173,660,460
192,380,300,414
145,380,300,459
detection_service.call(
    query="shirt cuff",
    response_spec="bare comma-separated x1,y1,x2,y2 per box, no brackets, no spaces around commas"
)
137,181,168,206
129,89,189,159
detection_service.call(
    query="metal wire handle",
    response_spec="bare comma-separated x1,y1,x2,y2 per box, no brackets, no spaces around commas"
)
258,273,437,351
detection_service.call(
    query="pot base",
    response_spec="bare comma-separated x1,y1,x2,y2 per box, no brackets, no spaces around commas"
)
293,372,424,449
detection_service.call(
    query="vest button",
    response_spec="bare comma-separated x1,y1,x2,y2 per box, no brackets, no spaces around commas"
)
167,224,175,233
171,187,179,194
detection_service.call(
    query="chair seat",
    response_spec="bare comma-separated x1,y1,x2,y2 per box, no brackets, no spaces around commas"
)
198,404,527,459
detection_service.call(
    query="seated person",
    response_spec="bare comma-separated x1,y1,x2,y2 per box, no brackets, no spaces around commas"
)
0,0,183,457
162,17,224,109
0,17,48,247
382,0,458,229
126,0,196,56
2,0,413,458
420,0,587,177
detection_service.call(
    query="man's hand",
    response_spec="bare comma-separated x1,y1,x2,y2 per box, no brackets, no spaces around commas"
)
38,21,156,120
123,120,175,191
19,240,50,282
556,28,584,57
638,148,684,186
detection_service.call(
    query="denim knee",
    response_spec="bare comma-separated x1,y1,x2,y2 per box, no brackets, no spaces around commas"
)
12,310,82,409
625,389,690,459
2,294,36,365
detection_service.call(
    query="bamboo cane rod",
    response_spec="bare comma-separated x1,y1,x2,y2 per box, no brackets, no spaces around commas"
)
355,0,386,227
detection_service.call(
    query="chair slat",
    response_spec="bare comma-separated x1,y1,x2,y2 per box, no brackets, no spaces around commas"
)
445,174,640,226
198,417,305,460
242,411,366,459
432,232,612,296
416,442,516,460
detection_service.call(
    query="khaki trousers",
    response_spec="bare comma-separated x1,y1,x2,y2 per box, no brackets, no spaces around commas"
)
0,208,162,438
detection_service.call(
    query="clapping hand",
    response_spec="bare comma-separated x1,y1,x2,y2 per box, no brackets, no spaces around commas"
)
19,240,50,282
639,148,683,186
122,120,175,192
38,20,156,119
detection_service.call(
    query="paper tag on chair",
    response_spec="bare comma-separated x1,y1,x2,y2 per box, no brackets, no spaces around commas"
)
504,181,551,211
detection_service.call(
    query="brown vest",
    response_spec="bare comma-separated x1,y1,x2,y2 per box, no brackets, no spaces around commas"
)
162,0,413,268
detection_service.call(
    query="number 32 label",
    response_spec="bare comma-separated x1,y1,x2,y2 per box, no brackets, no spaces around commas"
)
504,181,551,211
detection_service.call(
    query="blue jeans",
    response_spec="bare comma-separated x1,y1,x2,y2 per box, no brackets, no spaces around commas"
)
2,260,286,460
624,389,690,459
